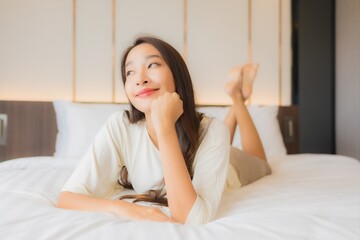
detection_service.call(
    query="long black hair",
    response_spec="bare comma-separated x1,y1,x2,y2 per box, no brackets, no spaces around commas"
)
118,36,203,206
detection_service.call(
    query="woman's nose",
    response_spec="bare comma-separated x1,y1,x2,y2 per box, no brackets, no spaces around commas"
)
136,70,149,86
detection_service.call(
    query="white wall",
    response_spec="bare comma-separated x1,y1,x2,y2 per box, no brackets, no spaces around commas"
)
0,0,292,106
336,0,360,160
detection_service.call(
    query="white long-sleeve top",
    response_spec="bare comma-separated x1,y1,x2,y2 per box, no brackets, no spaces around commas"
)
61,111,234,225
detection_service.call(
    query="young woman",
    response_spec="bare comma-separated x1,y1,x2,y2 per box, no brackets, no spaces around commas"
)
56,36,271,225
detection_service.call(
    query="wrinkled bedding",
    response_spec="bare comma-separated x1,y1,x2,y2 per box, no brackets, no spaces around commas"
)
0,154,359,240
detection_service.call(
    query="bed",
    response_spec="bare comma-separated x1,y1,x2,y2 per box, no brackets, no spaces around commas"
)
0,101,359,240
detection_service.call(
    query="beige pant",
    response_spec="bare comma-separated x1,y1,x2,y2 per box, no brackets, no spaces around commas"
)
229,146,272,186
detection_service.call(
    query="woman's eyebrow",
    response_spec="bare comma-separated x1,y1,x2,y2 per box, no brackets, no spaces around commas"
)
125,54,162,68
146,54,162,60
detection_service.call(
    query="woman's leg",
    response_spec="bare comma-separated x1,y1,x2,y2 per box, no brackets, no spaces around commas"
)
224,64,267,161
224,100,237,145
224,66,242,144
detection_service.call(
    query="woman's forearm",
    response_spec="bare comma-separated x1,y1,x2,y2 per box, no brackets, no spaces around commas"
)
156,126,197,224
57,191,126,216
57,191,175,222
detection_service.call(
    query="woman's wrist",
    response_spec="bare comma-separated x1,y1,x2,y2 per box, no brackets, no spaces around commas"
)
155,121,176,136
109,199,129,217
110,199,140,218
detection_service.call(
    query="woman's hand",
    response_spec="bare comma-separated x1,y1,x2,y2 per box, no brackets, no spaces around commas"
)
58,192,175,223
150,92,183,133
114,201,176,223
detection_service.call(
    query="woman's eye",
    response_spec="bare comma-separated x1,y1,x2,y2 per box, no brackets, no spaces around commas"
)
148,63,160,68
126,70,134,76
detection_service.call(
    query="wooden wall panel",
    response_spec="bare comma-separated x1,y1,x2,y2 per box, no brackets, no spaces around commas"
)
277,105,299,154
0,101,57,161
0,0,292,106
0,0,72,101
251,0,280,105
280,0,292,106
115,0,184,103
187,0,248,105
76,0,113,102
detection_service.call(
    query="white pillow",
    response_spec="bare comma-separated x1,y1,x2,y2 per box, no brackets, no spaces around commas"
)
53,100,129,158
197,105,287,160
53,101,286,160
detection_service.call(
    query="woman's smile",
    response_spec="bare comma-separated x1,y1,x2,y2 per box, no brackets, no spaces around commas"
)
136,88,160,97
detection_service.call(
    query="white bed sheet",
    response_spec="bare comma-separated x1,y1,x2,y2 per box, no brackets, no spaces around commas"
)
0,154,359,240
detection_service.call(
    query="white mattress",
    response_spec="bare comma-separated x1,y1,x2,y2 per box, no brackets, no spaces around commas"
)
0,154,359,240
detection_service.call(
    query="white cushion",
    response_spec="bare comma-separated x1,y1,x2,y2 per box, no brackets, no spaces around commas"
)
53,100,129,158
53,101,286,160
197,105,287,160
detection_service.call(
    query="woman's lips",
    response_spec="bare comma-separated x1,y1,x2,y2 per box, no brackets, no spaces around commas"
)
136,88,159,97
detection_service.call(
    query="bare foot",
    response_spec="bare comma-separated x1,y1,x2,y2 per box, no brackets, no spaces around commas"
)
225,66,244,101
241,63,259,100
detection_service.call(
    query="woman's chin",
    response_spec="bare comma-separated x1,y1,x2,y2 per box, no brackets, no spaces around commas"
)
132,102,152,115
131,93,163,115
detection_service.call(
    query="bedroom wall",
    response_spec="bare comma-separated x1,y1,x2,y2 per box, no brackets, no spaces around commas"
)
336,0,360,160
0,0,292,106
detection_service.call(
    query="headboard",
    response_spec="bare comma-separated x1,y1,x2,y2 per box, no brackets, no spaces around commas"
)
0,101,299,162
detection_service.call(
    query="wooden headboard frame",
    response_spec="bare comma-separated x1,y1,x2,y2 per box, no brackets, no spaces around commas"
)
0,101,299,161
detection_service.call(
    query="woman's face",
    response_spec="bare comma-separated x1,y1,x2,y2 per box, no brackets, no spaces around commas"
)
124,43,176,114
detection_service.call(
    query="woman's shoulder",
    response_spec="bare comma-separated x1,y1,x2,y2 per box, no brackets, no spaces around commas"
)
107,110,128,123
106,110,146,132
105,110,132,129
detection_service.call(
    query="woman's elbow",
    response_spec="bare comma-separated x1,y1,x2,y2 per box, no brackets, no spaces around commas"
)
56,191,72,208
